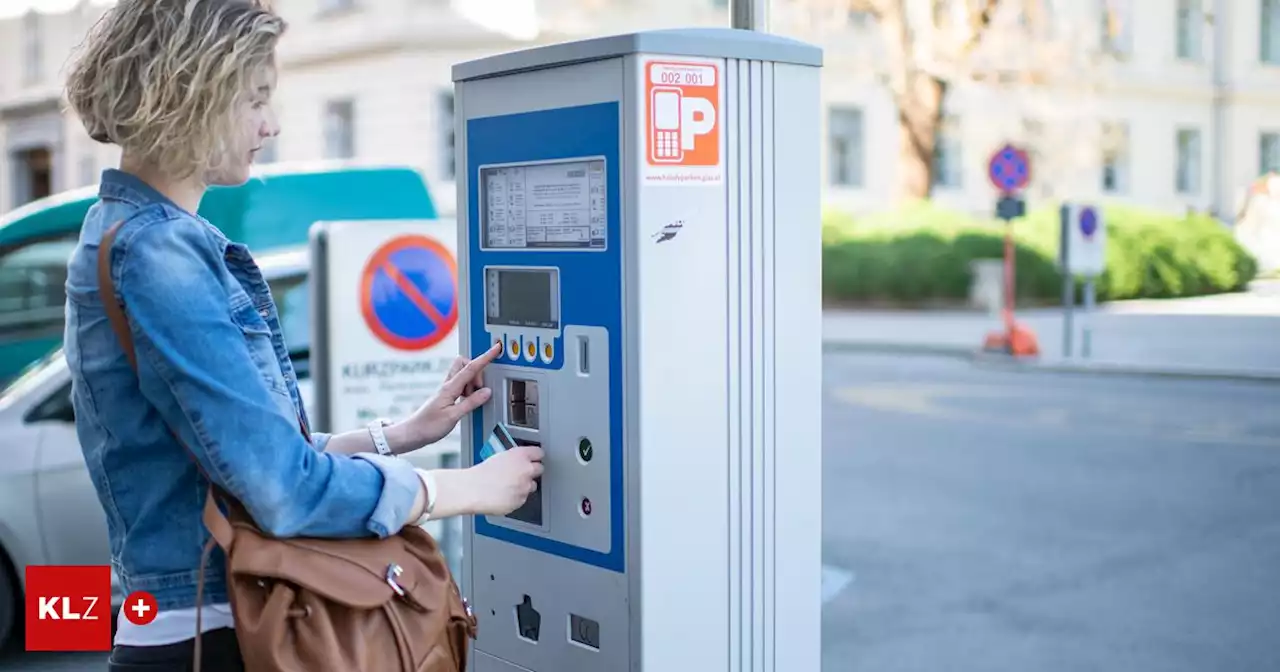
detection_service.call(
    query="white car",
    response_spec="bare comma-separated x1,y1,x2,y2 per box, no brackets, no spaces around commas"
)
0,245,461,649
0,245,313,648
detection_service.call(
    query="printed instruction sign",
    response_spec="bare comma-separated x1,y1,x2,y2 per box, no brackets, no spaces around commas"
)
641,56,723,186
310,219,461,451
481,158,607,249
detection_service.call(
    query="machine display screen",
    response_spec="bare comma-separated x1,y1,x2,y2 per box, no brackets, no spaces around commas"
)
485,267,559,330
479,158,606,249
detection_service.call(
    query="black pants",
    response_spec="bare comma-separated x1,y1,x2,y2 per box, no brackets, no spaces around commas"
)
107,627,243,671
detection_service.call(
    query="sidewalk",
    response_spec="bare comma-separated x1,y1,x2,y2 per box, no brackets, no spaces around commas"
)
823,281,1280,382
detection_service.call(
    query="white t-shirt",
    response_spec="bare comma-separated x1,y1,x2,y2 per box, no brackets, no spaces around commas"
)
114,600,235,646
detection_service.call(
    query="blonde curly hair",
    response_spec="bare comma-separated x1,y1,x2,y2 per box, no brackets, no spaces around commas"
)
65,0,287,180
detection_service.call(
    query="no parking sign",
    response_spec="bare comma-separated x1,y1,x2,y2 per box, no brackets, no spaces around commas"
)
310,220,460,437
360,234,459,351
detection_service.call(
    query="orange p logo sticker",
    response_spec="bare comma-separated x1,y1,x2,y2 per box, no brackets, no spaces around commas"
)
643,59,722,185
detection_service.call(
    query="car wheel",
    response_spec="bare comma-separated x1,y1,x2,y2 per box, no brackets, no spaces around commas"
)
0,551,15,652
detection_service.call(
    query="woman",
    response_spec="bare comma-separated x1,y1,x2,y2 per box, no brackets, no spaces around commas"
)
62,1,543,669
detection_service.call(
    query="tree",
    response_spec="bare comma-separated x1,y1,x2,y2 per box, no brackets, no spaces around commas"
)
795,0,1110,201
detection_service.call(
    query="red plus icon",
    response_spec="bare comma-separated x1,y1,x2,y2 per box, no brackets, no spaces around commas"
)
123,591,158,626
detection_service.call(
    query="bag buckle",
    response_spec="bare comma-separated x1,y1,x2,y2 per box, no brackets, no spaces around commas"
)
385,563,406,598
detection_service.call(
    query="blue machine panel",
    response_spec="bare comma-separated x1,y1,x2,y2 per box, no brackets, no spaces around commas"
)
467,102,625,573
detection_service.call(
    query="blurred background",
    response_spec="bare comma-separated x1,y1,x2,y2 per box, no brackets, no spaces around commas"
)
6,0,1280,220
0,0,1277,671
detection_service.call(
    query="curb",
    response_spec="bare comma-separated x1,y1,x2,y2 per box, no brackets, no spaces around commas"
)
821,340,976,359
974,356,1280,384
823,340,1280,383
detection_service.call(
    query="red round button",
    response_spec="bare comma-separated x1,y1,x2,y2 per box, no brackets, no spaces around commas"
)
123,590,158,626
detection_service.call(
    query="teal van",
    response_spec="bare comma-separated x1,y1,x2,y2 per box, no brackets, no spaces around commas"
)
0,162,438,383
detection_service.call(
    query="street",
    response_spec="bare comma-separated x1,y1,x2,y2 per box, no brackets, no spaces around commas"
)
5,352,1279,671
822,353,1280,672
0,650,106,670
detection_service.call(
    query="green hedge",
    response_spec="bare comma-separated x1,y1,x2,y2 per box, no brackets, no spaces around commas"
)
822,201,1259,306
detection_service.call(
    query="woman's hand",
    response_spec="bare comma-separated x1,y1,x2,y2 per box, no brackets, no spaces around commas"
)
418,443,544,521
403,343,503,448
466,444,545,515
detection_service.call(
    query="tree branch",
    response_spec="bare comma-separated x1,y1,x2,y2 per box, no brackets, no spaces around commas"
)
957,0,1003,58
869,0,914,100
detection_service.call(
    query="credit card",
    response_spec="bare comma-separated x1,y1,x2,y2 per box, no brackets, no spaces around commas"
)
480,422,516,461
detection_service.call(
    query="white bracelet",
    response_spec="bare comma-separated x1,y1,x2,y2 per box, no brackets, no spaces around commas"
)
367,418,394,456
413,468,438,526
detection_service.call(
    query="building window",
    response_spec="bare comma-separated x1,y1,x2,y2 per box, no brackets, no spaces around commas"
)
1175,128,1202,194
1101,121,1130,194
323,99,355,159
12,147,54,206
827,107,864,187
1176,0,1202,60
932,115,963,189
848,10,872,26
22,11,41,84
78,154,97,187
1263,0,1280,63
439,90,455,181
1260,132,1280,174
1100,0,1132,55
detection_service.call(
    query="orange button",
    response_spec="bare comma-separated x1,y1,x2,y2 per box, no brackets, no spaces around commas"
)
508,340,519,357
543,342,554,359
526,341,536,358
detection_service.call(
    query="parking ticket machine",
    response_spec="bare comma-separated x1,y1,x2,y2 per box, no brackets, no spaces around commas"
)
453,28,824,672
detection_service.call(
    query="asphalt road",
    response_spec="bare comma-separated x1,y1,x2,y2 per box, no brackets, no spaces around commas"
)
821,353,1280,672
6,352,1279,671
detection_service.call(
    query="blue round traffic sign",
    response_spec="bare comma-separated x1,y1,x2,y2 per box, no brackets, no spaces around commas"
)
988,144,1031,193
359,235,458,351
1079,206,1098,238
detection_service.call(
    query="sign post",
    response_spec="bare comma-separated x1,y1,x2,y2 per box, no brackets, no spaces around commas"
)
1058,204,1074,358
982,143,1039,357
1058,203,1107,359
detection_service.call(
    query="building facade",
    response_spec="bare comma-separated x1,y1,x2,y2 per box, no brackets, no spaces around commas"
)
1,0,1278,219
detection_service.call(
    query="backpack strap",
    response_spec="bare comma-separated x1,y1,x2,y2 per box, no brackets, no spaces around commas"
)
96,220,236,539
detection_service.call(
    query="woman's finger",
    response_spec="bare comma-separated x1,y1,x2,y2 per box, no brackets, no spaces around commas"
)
441,343,502,397
444,355,467,381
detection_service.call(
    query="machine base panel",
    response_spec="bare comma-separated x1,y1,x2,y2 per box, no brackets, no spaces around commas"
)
474,651,538,672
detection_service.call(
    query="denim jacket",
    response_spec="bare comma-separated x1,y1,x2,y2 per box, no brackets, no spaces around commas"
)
64,169,421,610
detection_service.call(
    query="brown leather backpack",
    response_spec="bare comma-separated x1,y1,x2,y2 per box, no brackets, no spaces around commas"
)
97,221,477,671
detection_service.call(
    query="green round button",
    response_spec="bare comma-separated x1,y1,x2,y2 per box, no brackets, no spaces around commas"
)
577,438,593,463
